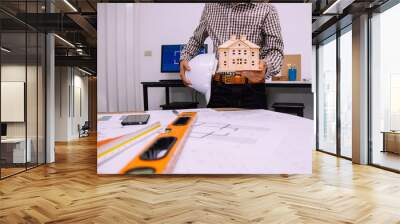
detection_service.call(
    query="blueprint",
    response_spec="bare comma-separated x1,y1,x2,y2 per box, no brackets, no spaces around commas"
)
97,109,313,174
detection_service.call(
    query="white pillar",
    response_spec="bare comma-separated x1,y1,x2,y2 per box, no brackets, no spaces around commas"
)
352,14,369,164
45,0,56,163
46,32,55,163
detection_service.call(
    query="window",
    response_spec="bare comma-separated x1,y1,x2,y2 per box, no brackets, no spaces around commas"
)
317,35,337,155
370,3,400,171
340,27,352,158
314,25,355,160
252,51,255,57
224,51,227,56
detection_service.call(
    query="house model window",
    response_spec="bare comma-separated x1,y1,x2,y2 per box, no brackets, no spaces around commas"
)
217,35,261,73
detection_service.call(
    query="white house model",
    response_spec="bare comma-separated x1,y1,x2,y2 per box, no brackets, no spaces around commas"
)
217,35,261,73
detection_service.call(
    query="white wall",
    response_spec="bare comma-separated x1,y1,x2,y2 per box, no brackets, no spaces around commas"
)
1,65,26,139
98,3,210,112
55,67,89,141
1,82,25,122
1,65,41,137
274,3,312,80
98,3,312,112
266,4,313,119
72,74,89,138
135,4,213,111
1,63,46,163
55,67,67,141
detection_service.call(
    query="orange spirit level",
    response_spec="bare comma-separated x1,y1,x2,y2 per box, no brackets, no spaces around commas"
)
119,112,197,174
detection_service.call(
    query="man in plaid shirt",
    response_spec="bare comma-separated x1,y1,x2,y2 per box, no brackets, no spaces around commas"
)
180,3,284,109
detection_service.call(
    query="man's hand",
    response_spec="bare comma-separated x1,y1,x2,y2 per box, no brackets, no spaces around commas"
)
238,60,267,83
179,60,192,86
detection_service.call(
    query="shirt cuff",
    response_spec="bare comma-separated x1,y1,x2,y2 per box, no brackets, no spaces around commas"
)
180,53,192,62
262,58,279,79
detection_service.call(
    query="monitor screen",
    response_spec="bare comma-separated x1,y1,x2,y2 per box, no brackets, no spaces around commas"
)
161,44,207,73
1,123,7,137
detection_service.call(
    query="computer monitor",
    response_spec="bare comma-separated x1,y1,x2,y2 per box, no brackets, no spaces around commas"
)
1,123,6,137
161,44,207,73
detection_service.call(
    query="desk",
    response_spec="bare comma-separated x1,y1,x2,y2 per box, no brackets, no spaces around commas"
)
141,80,312,111
265,80,312,88
141,81,187,111
382,131,400,154
97,109,313,174
1,138,31,164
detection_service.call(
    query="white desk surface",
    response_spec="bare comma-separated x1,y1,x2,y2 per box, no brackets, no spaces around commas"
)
97,109,313,174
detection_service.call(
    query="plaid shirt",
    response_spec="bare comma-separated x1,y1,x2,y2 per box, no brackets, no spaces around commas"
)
180,3,284,78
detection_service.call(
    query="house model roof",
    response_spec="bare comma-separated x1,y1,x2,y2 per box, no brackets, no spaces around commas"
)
218,35,260,49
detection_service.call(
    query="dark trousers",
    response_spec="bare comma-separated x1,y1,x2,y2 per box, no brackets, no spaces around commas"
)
207,80,267,109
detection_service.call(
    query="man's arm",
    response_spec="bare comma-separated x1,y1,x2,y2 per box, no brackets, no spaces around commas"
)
180,6,209,61
179,6,209,85
260,6,284,79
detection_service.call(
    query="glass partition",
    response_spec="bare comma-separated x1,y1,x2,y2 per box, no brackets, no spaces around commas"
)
1,30,28,177
0,1,46,179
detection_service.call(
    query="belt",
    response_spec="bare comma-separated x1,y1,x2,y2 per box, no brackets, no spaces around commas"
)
212,73,247,85
212,73,264,85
